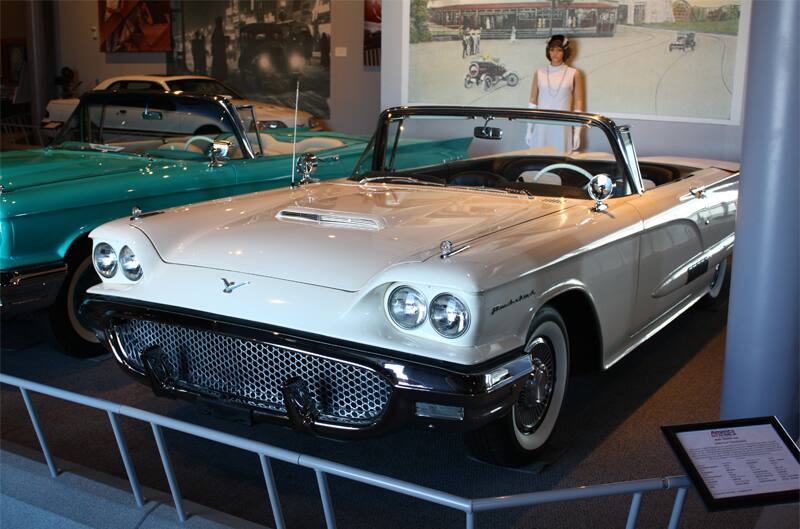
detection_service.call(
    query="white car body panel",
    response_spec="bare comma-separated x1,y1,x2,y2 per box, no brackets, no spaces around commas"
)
87,154,737,368
44,75,315,128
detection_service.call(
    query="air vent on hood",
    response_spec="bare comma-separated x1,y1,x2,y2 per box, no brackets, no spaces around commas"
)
276,208,385,231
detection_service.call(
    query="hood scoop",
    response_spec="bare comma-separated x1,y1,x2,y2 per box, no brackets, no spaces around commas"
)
276,207,386,231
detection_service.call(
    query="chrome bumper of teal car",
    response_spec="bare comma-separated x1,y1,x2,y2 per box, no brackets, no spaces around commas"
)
0,262,67,316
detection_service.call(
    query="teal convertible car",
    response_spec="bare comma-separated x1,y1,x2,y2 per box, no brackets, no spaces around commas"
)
0,91,470,356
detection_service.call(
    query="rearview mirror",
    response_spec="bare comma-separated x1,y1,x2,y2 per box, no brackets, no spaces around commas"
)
474,126,503,140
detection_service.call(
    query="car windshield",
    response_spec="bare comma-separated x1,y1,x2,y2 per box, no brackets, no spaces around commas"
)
50,97,248,161
350,111,632,198
166,79,242,98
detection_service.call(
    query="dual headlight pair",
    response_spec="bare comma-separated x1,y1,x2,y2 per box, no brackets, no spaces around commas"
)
93,243,142,281
388,286,470,338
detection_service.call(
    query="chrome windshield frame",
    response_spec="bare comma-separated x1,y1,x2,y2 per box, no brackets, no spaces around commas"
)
53,91,258,160
372,105,640,194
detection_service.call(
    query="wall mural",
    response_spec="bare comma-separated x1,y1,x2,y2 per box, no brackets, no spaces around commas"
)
167,0,331,119
99,0,172,52
409,0,747,123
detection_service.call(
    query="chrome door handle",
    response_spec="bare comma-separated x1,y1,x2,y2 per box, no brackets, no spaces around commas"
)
689,187,706,199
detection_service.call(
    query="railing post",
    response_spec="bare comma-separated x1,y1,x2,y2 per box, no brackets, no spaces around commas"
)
625,492,642,529
465,511,475,529
19,388,58,478
151,424,186,523
107,411,145,507
259,454,287,529
666,488,688,529
315,469,337,529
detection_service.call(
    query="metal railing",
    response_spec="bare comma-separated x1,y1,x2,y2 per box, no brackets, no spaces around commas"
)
0,373,692,529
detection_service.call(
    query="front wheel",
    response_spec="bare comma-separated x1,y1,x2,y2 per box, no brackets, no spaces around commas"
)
465,306,570,466
49,253,105,357
464,75,473,89
483,75,493,91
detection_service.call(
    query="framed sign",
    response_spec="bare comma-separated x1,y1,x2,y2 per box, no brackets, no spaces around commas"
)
663,417,800,510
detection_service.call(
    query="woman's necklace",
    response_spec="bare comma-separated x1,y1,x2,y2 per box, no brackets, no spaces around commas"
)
546,64,568,98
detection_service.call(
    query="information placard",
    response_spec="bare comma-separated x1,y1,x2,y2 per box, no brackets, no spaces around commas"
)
663,417,800,510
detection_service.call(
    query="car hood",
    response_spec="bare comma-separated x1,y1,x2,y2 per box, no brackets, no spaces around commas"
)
135,182,574,291
0,148,148,192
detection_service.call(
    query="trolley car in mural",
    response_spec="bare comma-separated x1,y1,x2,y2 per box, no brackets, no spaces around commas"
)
464,58,520,90
429,1,617,40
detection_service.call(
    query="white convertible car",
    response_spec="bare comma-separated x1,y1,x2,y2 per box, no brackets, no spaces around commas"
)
82,106,738,465
44,75,319,130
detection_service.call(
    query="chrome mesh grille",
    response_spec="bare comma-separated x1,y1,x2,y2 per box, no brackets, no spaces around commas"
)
114,319,391,426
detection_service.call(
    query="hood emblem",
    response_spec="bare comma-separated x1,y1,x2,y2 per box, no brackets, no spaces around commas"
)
221,278,249,294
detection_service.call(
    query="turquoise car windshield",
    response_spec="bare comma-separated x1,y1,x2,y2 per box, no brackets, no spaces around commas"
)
51,98,247,160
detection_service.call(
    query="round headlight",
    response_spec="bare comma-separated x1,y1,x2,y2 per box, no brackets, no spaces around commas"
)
93,243,117,278
119,246,143,281
430,294,470,338
387,286,427,329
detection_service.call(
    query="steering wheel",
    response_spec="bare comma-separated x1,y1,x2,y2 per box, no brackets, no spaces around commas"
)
530,163,594,183
183,135,215,152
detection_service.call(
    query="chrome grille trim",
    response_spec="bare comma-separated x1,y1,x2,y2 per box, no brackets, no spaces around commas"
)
113,318,392,426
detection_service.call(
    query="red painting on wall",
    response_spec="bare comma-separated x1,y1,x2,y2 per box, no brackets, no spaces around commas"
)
98,0,172,52
364,0,381,66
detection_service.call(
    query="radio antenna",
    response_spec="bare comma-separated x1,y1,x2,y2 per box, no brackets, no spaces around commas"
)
290,80,300,187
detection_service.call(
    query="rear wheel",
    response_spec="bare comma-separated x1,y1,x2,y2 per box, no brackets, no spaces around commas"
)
465,306,570,466
699,258,729,307
506,72,520,87
49,252,105,357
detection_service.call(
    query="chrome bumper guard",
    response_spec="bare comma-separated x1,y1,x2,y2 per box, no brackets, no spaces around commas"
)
81,296,533,437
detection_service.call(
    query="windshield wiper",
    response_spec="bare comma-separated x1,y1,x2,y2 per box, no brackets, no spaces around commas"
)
359,174,445,186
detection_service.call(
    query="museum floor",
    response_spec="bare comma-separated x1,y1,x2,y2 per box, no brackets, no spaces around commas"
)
1,291,797,529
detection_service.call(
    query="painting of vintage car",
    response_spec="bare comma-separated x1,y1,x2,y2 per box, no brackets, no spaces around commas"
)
0,94,469,358
81,106,738,465
669,32,697,52
464,58,519,91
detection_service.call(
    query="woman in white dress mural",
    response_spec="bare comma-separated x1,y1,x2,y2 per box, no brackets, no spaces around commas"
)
526,35,585,153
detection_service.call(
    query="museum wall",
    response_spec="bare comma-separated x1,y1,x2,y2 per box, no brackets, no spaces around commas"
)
52,0,380,134
1,1,29,39
381,1,745,162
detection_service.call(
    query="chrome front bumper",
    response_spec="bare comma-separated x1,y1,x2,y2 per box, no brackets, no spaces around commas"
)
81,296,534,437
0,262,67,316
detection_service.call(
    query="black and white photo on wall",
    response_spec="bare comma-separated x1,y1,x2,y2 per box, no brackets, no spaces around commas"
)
167,0,331,119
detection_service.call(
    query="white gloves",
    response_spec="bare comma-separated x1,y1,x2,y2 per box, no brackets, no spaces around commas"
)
572,127,581,151
525,103,538,146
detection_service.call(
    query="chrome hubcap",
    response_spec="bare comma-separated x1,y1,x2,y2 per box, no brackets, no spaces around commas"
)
515,337,555,434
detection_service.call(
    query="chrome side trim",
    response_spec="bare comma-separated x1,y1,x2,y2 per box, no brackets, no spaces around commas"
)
651,234,735,299
5,264,68,287
604,289,706,370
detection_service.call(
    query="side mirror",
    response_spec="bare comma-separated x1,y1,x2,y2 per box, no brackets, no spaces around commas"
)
209,140,231,168
588,174,615,212
296,152,319,183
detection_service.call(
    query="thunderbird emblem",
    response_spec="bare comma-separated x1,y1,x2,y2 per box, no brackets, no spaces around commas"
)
221,278,248,294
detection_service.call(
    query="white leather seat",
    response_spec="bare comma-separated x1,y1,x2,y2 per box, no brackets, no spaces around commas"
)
518,170,561,185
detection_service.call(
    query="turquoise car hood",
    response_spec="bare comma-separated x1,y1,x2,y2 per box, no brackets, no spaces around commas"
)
0,148,149,192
